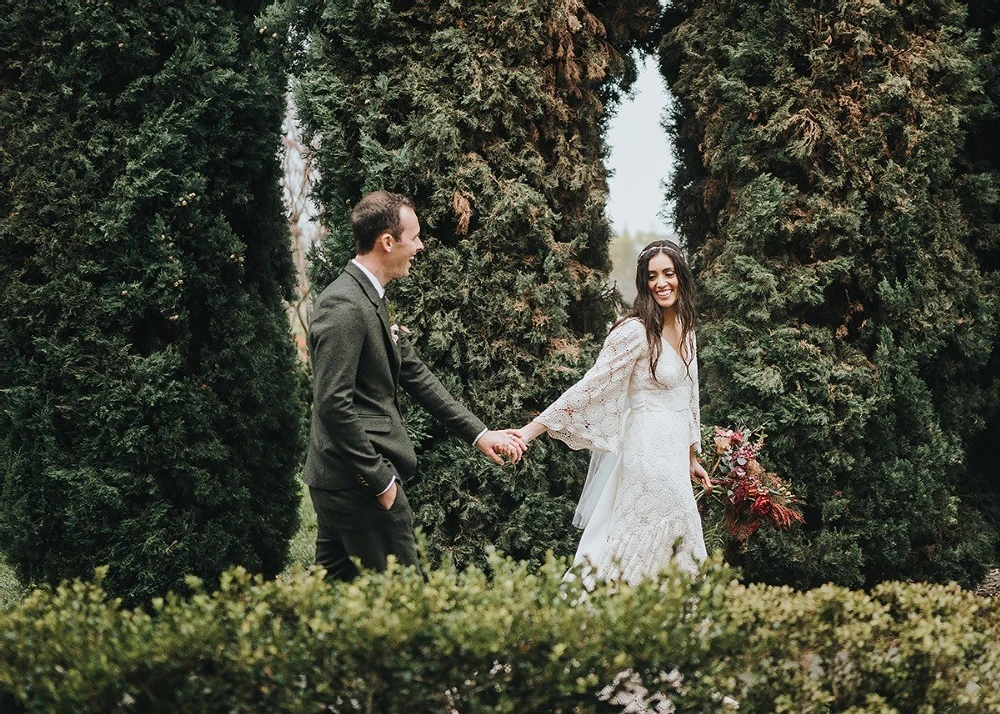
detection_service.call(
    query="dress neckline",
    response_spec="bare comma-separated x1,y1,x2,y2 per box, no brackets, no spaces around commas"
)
660,333,688,365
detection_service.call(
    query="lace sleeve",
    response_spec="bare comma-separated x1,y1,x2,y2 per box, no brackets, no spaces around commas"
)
689,331,701,453
535,318,646,453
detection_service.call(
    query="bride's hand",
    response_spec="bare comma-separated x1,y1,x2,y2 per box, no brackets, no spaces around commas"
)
690,458,712,492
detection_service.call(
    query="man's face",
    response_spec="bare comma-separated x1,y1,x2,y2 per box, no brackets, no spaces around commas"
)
387,206,423,280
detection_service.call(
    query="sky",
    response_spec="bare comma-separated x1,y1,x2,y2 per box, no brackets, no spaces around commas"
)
604,58,675,238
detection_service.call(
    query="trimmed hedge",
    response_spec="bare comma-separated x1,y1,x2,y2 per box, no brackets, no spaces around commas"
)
1,554,997,713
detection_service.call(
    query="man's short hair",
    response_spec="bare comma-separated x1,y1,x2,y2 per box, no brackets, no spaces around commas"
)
351,191,415,254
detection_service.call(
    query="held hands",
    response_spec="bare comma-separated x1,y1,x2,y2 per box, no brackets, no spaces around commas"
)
477,421,549,467
476,420,549,465
476,429,528,465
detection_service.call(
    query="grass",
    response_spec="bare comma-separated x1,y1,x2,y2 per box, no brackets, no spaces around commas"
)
284,481,318,574
0,552,26,610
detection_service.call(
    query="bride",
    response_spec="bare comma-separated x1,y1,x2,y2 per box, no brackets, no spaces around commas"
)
519,240,710,583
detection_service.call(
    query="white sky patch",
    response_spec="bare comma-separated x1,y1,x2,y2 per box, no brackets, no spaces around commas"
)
605,57,675,237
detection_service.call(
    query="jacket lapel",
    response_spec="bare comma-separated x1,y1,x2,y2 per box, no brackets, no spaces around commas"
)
377,297,402,385
344,262,401,384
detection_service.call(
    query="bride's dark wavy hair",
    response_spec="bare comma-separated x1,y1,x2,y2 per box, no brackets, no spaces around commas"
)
615,239,697,382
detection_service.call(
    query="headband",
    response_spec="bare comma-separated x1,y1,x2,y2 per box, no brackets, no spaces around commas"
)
637,240,682,261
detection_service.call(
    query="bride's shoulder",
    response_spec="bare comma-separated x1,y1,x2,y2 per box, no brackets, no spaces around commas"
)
606,316,646,346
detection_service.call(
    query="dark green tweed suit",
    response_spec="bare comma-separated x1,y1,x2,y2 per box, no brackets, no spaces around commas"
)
302,262,486,579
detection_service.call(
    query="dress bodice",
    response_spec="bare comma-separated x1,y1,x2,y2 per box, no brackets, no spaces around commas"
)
627,339,695,414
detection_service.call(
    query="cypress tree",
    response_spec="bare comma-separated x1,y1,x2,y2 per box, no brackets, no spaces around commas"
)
661,0,999,587
961,3,1000,563
0,1,304,603
285,0,659,567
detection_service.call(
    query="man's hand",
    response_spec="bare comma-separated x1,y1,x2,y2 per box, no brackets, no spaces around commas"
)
476,429,528,465
377,480,398,510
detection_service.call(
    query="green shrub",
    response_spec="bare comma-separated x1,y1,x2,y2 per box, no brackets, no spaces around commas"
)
0,1,304,603
0,555,996,713
961,0,1000,561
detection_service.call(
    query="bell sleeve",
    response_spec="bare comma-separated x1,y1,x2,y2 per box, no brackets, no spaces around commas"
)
534,318,646,454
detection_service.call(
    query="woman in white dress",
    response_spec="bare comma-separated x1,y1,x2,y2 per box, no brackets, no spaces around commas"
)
519,240,711,583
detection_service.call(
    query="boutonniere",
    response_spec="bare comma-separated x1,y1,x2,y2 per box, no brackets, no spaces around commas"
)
385,299,409,344
390,323,410,344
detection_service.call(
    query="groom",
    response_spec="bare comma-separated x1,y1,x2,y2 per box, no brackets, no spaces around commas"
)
302,190,525,581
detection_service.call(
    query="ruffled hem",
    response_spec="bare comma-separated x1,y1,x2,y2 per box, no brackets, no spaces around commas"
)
596,511,706,585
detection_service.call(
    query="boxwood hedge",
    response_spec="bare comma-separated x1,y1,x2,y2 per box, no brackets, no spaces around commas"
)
0,553,996,713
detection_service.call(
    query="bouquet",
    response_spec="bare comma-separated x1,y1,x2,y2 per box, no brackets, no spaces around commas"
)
697,426,804,548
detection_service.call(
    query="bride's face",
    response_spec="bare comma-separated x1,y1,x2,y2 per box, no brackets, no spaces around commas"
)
646,252,679,311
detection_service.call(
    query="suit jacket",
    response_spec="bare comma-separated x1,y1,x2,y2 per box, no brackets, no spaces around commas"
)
302,262,487,495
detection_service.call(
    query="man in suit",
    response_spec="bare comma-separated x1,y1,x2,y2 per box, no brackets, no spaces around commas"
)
302,190,525,581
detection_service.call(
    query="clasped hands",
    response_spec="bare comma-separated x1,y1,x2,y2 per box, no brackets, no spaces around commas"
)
476,429,528,465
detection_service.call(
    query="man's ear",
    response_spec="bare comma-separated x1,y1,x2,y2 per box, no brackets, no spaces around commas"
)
377,232,394,253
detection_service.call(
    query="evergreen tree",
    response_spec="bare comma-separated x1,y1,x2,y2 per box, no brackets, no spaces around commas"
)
284,0,659,567
661,0,999,587
961,2,1000,563
0,1,304,603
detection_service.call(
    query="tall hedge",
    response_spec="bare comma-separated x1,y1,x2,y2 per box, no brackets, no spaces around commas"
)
661,0,1000,587
283,0,659,566
962,2,1000,556
0,1,304,603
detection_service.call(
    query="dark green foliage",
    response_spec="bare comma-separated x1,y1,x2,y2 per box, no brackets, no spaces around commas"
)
1,558,998,713
0,1,304,603
661,1,1000,587
283,0,659,567
961,2,1000,562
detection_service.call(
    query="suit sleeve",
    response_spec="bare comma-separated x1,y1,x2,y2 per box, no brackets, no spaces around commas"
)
310,295,396,495
396,335,487,444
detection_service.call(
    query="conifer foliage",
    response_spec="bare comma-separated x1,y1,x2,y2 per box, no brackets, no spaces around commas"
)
0,2,304,602
962,2,1000,557
285,0,659,566
661,1,999,587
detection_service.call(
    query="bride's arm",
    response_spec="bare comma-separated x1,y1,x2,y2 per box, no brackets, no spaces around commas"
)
518,420,549,444
530,319,645,453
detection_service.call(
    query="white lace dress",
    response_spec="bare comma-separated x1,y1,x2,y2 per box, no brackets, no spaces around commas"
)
536,317,707,583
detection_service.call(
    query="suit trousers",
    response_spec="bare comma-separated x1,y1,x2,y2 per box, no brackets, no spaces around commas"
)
308,482,420,581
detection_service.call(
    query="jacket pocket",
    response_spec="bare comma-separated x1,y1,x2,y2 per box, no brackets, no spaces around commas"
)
359,414,393,434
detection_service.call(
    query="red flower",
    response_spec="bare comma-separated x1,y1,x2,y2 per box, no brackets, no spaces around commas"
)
751,496,772,517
